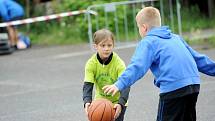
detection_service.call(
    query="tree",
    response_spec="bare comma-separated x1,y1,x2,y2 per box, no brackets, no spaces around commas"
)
182,0,214,18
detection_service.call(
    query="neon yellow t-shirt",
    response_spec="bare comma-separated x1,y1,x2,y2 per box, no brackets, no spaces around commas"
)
84,52,126,104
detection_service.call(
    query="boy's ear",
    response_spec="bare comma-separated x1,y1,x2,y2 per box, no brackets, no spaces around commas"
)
142,24,147,32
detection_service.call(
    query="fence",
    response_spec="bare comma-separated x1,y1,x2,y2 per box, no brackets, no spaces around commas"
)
86,0,182,49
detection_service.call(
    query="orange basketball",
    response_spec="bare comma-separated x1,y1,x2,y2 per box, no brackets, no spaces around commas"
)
88,98,115,121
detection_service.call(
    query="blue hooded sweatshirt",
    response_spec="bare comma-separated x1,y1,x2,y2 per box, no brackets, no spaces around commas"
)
115,26,215,93
0,0,24,21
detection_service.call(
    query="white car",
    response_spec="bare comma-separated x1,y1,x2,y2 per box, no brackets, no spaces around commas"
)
0,27,14,55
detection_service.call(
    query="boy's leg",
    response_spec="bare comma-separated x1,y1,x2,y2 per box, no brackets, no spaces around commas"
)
6,16,22,47
13,27,19,45
184,93,199,121
156,93,198,121
7,26,19,46
7,26,16,46
157,96,186,121
115,106,127,121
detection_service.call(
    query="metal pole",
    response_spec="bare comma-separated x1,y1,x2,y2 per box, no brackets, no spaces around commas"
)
160,0,164,25
169,0,174,32
26,0,30,31
124,5,128,41
95,9,99,30
208,0,214,18
132,4,138,40
105,9,108,29
87,8,94,50
176,0,182,35
114,9,119,42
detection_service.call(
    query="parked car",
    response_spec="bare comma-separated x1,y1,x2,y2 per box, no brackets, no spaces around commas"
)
0,27,14,55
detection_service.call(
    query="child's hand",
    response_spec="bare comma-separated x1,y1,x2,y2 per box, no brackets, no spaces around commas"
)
102,84,119,96
113,104,122,120
84,102,91,116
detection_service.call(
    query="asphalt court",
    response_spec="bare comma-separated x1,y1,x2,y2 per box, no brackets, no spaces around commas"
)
0,44,214,121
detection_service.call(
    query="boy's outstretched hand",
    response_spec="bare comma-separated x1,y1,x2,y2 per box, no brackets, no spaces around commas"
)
102,84,119,96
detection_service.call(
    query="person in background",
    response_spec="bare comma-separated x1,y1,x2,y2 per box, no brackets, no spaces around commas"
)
103,6,215,121
0,0,24,49
83,29,130,121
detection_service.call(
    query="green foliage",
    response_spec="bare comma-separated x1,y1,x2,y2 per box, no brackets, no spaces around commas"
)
22,1,215,45
25,0,139,45
29,21,85,45
208,36,215,47
181,5,215,31
162,4,215,33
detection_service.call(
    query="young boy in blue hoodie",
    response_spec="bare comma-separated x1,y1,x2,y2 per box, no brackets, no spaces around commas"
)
103,6,215,121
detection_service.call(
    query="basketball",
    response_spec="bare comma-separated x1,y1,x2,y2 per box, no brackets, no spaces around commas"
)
88,98,115,121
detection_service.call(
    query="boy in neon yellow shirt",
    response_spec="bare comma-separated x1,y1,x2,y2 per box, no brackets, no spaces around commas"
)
83,29,130,121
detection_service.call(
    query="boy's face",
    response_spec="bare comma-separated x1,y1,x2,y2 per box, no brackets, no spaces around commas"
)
94,38,114,60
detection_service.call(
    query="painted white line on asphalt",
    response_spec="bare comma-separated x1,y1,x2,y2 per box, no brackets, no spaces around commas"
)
52,43,137,59
0,81,44,88
0,83,72,97
0,80,46,97
115,43,137,49
51,51,92,59
0,103,73,119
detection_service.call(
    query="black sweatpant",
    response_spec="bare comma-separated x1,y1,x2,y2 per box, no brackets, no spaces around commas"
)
157,85,200,121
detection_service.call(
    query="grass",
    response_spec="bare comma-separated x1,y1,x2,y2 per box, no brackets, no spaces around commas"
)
186,36,215,48
193,36,215,46
30,30,85,45
21,21,87,45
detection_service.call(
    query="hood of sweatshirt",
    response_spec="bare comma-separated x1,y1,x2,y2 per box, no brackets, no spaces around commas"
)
146,26,172,39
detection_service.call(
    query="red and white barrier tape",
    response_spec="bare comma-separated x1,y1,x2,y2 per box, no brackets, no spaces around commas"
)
0,10,97,27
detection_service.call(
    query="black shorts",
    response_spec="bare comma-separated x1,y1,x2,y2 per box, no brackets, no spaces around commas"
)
157,84,200,121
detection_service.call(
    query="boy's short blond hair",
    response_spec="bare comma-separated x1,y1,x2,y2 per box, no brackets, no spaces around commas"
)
136,6,161,29
93,29,115,45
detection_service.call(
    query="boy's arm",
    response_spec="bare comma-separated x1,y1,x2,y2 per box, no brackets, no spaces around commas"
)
117,59,130,106
118,87,130,106
115,40,154,90
83,82,94,107
180,37,215,76
83,59,95,106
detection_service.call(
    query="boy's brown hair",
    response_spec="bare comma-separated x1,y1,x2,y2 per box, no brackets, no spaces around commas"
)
93,29,115,45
